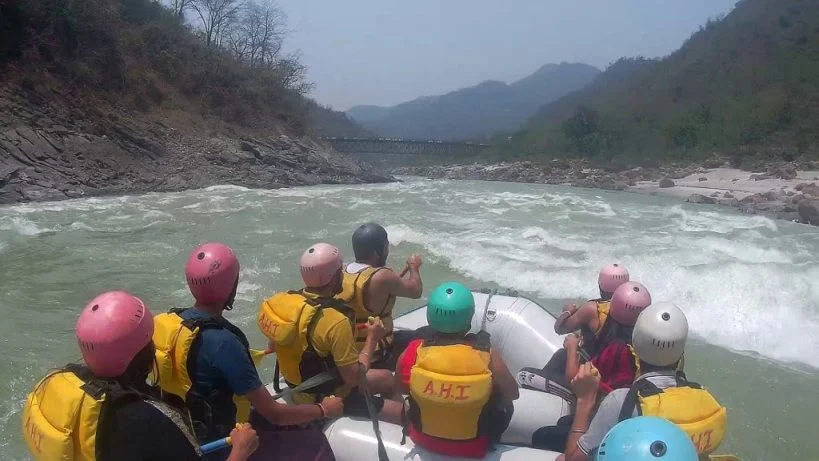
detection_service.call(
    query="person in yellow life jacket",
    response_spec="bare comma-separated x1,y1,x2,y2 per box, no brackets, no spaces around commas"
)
259,242,406,425
559,303,727,461
394,282,520,459
153,243,342,461
336,222,423,370
22,290,259,461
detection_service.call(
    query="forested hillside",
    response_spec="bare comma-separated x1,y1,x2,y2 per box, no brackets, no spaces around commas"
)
347,63,600,141
0,0,384,203
0,0,366,136
500,0,819,165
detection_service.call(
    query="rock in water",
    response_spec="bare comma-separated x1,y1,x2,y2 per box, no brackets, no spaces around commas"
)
687,194,717,204
659,178,675,188
798,201,819,226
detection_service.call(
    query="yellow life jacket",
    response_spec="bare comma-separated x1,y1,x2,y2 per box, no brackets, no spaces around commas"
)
21,364,141,461
580,300,617,359
618,372,727,455
152,308,258,437
258,290,353,402
407,336,493,441
594,301,611,335
337,264,396,355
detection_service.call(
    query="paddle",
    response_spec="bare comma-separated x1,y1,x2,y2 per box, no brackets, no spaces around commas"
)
359,362,390,461
709,456,741,461
250,348,271,365
201,436,232,455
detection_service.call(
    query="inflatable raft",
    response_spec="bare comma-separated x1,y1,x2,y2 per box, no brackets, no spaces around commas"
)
269,291,569,460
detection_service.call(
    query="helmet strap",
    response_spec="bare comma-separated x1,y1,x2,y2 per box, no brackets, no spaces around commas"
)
223,277,240,311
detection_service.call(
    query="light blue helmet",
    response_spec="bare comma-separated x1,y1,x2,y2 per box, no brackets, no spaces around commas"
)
596,417,698,461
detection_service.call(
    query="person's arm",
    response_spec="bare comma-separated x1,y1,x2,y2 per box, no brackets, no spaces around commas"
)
489,348,520,404
336,317,386,386
247,386,330,425
554,301,597,334
215,336,340,425
225,424,259,461
564,363,618,461
564,334,582,382
371,255,423,302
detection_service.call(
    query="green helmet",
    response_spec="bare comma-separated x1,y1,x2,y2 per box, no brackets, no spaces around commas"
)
427,282,475,333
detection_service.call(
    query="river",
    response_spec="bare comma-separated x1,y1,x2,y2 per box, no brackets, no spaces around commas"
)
1,178,817,460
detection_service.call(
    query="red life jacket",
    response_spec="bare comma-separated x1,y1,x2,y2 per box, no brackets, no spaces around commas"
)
591,341,638,394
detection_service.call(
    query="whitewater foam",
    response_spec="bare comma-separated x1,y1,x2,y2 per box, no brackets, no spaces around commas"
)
0,217,47,236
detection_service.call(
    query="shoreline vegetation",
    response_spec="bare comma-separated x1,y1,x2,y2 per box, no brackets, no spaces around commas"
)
394,159,819,227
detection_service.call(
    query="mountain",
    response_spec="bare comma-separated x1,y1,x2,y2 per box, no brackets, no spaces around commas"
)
347,63,601,140
503,0,819,165
346,105,392,125
307,101,373,137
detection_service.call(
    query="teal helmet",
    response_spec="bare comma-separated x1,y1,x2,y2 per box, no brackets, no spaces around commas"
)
427,282,475,333
596,417,698,461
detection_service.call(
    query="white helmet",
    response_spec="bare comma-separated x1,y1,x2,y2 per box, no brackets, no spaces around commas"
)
632,302,689,367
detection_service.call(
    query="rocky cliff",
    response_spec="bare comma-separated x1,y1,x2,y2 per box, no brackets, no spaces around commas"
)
0,84,392,204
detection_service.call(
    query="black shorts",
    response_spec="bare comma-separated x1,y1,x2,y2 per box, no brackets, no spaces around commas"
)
343,389,385,418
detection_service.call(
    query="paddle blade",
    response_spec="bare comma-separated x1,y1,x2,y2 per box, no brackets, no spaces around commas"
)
250,349,270,366
709,455,741,461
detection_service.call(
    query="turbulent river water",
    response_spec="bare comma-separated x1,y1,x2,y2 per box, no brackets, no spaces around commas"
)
1,178,818,460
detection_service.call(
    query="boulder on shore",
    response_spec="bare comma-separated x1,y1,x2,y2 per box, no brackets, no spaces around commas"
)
659,178,675,188
686,193,716,204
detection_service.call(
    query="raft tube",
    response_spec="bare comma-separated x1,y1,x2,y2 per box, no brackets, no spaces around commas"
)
324,418,561,461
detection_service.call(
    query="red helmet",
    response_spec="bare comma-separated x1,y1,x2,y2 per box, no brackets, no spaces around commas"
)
76,291,154,378
609,281,652,326
300,243,343,288
185,243,240,308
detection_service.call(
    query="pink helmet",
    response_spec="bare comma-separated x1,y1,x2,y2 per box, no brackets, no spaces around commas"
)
300,243,343,288
598,264,630,297
76,291,154,378
185,243,240,307
609,281,652,326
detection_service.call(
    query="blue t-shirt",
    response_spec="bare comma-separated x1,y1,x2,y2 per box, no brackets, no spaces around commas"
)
180,309,262,397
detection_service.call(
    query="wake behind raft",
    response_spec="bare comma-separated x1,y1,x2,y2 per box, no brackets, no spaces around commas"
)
269,291,568,461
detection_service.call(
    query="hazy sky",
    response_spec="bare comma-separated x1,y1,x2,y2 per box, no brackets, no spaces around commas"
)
274,0,738,110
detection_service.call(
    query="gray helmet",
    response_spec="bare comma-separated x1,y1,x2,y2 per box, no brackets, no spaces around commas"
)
632,302,689,367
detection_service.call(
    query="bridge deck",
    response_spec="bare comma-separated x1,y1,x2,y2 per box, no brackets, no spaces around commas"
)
322,137,490,155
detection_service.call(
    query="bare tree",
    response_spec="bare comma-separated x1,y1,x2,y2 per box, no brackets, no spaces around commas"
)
227,1,286,68
192,0,242,47
168,0,196,18
273,52,311,94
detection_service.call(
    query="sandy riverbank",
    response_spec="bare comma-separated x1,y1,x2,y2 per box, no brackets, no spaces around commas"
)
394,162,819,226
631,167,819,200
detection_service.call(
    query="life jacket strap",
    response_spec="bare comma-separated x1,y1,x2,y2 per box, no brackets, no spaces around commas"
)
423,333,491,352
